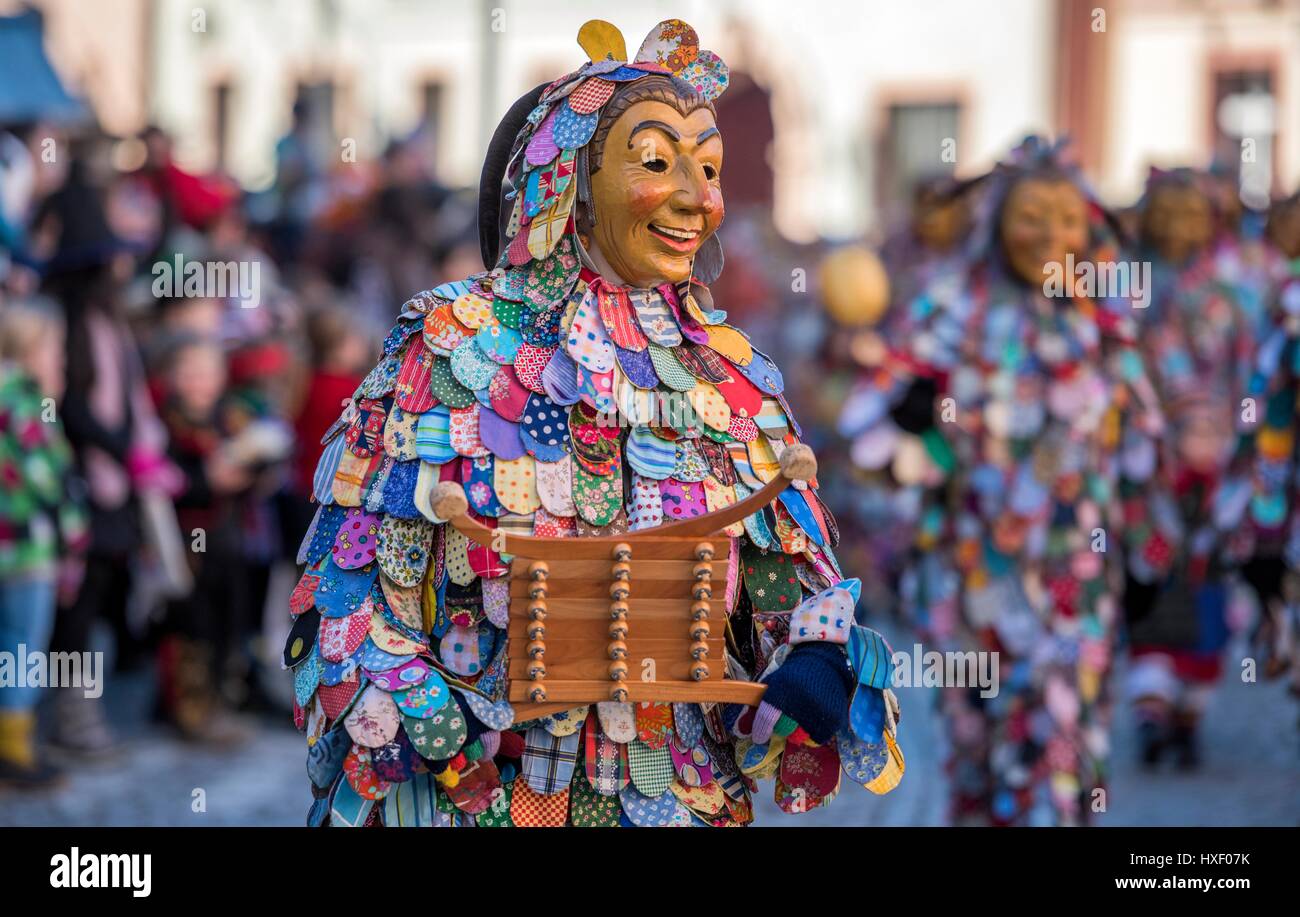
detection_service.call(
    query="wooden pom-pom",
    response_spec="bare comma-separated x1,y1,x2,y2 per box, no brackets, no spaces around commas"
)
431,482,469,521
779,442,817,482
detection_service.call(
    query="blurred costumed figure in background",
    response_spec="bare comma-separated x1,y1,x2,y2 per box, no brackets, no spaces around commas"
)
815,180,976,615
877,175,973,340
1239,190,1300,738
1203,163,1289,340
839,137,1163,825
1119,168,1258,769
285,19,906,828
810,246,897,611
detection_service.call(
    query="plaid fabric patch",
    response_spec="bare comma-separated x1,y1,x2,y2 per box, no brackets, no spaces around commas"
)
627,738,675,798
522,725,581,795
583,711,628,795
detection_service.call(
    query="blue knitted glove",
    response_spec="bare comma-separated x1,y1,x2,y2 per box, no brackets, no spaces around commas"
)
753,641,855,745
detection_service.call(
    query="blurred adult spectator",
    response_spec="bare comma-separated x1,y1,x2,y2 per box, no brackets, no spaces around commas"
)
33,156,178,757
134,126,239,236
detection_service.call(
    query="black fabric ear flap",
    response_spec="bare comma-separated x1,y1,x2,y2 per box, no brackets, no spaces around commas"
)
478,82,550,270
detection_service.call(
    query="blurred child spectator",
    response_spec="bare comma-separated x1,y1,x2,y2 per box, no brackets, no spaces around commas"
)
290,307,371,507
154,337,251,744
0,299,88,787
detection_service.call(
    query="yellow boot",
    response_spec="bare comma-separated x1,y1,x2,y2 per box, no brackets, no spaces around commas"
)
0,708,63,789
0,709,35,768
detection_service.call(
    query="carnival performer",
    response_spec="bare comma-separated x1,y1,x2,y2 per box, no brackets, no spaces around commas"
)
839,137,1162,825
1119,168,1258,768
286,19,904,827
1240,189,1300,737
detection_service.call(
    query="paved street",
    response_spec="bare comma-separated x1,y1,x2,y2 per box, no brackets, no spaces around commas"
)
2,638,1297,827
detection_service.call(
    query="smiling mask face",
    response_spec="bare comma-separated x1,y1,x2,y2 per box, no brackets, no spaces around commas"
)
1143,184,1214,265
585,98,724,287
999,177,1089,288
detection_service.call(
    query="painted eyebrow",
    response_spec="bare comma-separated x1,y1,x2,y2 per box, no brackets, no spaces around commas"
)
696,127,720,144
627,120,680,147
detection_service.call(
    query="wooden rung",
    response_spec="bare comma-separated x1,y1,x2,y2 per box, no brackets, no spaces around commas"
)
507,678,767,706
509,558,711,583
505,597,726,622
507,616,723,641
510,576,713,600
499,536,737,560
508,655,722,682
501,629,722,658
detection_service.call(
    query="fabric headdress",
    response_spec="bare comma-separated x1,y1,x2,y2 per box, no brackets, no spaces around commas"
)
477,19,729,278
963,135,1124,267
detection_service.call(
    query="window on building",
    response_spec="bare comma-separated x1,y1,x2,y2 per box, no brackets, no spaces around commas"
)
294,80,337,166
1212,68,1277,210
879,101,961,221
212,81,232,171
420,80,443,132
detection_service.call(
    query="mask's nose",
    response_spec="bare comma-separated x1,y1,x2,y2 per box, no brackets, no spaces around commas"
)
671,159,714,217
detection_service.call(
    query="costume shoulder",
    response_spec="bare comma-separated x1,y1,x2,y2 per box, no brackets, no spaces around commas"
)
306,253,835,557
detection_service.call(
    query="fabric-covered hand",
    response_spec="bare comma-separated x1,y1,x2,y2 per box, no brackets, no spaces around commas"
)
752,641,855,745
751,578,861,744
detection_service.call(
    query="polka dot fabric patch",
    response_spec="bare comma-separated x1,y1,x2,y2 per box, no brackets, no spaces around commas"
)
660,477,707,520
627,473,664,530
332,507,380,569
520,393,569,451
494,454,541,515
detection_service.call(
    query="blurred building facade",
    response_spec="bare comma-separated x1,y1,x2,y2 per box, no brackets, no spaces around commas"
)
5,0,1298,237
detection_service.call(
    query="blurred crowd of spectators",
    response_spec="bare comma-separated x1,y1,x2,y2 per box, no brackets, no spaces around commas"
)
0,109,481,786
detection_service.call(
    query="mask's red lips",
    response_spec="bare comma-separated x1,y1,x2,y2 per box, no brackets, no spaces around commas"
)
648,223,702,252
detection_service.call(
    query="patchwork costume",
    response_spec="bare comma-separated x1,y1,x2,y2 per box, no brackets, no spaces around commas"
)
1120,172,1258,746
838,139,1161,825
1241,263,1300,694
286,19,904,827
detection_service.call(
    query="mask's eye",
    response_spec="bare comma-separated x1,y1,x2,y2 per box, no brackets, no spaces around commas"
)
644,158,668,174
703,164,718,180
